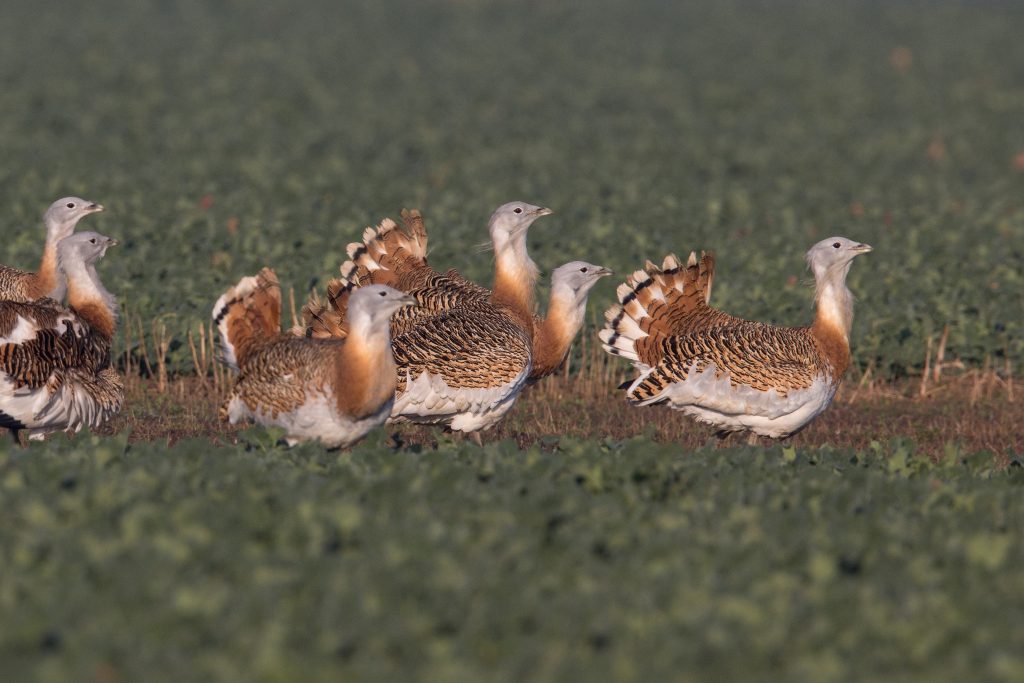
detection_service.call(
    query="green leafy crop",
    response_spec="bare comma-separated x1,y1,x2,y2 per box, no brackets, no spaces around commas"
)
0,0,1021,377
0,434,1021,681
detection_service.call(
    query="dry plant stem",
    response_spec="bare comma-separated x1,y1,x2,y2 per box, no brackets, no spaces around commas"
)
921,334,932,397
188,324,208,389
934,324,949,383
151,319,170,393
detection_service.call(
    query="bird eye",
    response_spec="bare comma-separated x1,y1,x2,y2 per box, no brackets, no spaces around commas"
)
832,242,841,248
379,291,386,297
513,207,522,214
580,267,588,273
67,203,75,209
89,238,96,244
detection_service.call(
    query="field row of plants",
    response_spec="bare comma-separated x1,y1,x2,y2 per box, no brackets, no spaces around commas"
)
2,433,1022,681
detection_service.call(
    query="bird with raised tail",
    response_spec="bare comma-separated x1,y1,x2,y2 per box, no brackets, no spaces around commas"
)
302,202,561,433
306,253,612,382
0,197,104,303
0,232,122,442
214,268,415,447
303,203,552,337
600,237,872,439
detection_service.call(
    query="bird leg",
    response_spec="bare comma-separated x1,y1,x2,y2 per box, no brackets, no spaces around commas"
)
9,428,27,448
467,431,484,447
714,429,734,449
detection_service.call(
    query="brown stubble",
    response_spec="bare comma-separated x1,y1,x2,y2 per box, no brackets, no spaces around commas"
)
92,340,1021,463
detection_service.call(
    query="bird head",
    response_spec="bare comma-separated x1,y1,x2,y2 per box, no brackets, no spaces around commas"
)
488,201,552,250
806,237,872,281
57,231,118,269
551,260,613,305
349,285,416,330
44,197,104,238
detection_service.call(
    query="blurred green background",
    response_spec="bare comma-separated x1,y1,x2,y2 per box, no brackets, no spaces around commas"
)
1,0,1022,376
3,3,1024,680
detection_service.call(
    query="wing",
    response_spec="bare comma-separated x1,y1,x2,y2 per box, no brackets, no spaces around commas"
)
392,303,531,391
0,300,108,389
0,265,32,303
304,267,494,340
602,252,746,371
629,324,825,403
229,335,338,417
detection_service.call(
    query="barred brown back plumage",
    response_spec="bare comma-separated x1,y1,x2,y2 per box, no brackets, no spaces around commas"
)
0,301,110,390
602,251,745,369
629,324,826,402
391,300,531,391
228,335,338,418
0,265,33,302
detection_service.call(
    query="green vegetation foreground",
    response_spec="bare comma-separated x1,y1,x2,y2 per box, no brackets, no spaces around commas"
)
1,434,1022,681
3,0,1024,680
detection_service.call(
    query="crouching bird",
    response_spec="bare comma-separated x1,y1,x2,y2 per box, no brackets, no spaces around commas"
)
601,237,872,441
214,268,414,447
0,231,123,442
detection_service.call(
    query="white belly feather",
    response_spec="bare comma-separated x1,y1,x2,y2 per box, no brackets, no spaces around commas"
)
390,367,530,432
0,370,121,439
227,388,392,448
632,362,837,438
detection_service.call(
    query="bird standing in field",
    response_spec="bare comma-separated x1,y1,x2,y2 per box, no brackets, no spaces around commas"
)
527,260,613,380
600,237,872,439
214,268,415,447
301,203,607,434
306,251,612,382
0,232,123,442
0,197,104,302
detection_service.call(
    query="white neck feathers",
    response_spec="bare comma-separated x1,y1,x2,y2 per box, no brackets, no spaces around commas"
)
61,256,118,321
548,283,586,337
812,261,854,340
491,232,539,327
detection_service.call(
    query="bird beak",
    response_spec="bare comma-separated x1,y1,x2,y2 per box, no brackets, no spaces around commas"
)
595,266,613,277
399,294,417,307
534,207,553,217
108,237,119,247
853,243,872,253
86,203,104,213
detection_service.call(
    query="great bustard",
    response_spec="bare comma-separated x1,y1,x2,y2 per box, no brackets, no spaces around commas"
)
0,232,122,442
303,204,605,432
306,250,612,382
0,197,103,303
214,268,414,447
600,237,872,439
528,260,613,380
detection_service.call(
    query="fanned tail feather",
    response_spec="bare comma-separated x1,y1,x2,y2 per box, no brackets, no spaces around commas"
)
213,268,281,370
303,210,432,339
598,270,670,370
599,250,721,370
340,211,430,289
301,274,354,339
647,251,715,307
